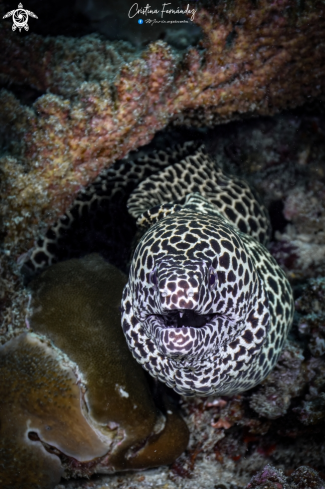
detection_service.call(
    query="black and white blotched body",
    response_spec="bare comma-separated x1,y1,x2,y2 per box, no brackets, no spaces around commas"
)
121,145,294,397
20,141,294,398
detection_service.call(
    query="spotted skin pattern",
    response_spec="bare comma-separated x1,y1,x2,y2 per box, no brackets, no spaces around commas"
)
20,141,294,397
20,142,198,277
128,145,271,245
121,151,294,397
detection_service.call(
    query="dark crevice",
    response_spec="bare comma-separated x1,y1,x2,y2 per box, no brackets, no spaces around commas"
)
268,200,290,239
225,29,237,49
28,431,40,441
0,82,44,106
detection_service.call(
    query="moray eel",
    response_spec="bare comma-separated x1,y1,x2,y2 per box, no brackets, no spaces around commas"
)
121,144,294,396
20,141,294,398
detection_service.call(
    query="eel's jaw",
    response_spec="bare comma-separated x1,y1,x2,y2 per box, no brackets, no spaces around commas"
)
155,310,216,329
143,311,220,358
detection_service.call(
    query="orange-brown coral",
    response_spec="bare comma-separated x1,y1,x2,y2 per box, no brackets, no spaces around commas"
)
0,0,324,256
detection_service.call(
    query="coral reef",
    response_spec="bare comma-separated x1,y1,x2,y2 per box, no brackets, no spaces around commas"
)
166,278,325,485
0,255,189,488
0,108,324,487
0,0,324,256
246,465,325,489
295,278,325,358
201,113,325,280
0,0,325,481
0,105,324,488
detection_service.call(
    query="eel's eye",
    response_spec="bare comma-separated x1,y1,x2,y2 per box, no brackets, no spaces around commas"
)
209,270,216,288
149,269,158,287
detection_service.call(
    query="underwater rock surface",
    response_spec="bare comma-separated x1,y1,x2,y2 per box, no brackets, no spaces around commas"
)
246,465,325,489
0,0,324,256
296,278,325,359
0,255,189,488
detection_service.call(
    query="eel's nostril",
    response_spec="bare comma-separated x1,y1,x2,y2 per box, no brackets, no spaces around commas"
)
186,288,195,298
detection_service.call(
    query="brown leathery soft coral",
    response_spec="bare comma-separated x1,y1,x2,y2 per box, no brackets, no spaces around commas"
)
29,254,189,472
0,255,189,488
0,332,108,489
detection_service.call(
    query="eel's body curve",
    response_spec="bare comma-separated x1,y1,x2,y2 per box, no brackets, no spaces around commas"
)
19,141,294,397
121,145,294,396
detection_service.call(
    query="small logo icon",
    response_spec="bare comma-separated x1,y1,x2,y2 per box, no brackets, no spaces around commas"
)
3,3,38,32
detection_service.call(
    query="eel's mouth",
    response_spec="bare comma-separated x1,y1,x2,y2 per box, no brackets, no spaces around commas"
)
155,310,216,329
144,310,219,357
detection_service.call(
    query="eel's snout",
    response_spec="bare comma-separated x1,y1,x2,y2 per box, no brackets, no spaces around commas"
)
158,283,200,308
153,260,206,309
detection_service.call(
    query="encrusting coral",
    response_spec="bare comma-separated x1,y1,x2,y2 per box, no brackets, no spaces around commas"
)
246,464,325,489
295,278,325,358
0,0,324,256
0,254,189,488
